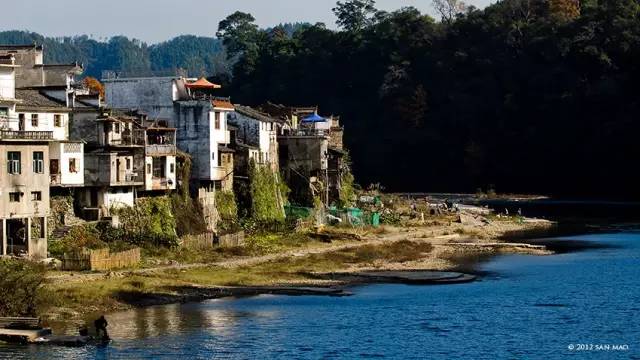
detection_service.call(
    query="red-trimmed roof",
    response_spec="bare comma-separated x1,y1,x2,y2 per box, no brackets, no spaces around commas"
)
186,77,222,89
212,99,234,110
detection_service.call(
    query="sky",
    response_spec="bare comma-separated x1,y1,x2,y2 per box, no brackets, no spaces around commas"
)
3,0,493,44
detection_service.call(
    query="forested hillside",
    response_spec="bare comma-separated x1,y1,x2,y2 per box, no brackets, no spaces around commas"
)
217,0,640,199
0,31,228,78
2,0,639,199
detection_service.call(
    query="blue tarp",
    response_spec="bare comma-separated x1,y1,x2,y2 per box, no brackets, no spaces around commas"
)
301,113,326,123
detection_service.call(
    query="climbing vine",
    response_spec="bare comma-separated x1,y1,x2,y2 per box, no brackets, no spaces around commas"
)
216,190,238,231
114,197,178,247
249,160,287,223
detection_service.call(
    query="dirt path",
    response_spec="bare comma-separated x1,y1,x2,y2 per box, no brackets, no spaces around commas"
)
47,227,444,284
47,218,553,284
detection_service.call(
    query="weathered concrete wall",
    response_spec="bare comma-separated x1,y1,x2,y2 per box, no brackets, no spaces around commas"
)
70,110,101,145
174,101,212,180
104,77,177,120
0,143,51,218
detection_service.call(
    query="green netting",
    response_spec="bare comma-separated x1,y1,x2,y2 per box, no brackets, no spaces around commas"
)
284,205,313,220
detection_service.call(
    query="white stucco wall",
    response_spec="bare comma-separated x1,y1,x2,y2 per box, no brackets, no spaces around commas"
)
102,188,135,209
12,111,69,140
0,68,15,100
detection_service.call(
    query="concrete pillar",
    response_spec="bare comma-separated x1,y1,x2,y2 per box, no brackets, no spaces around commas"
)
26,217,32,258
1,218,5,256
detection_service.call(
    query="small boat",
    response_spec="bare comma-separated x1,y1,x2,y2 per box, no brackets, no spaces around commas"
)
34,335,111,347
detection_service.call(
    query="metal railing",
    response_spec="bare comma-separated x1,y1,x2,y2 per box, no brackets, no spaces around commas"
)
280,128,328,137
146,144,176,156
0,130,53,140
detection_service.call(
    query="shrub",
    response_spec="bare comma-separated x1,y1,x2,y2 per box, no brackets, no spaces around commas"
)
0,259,46,317
49,224,105,257
216,190,238,232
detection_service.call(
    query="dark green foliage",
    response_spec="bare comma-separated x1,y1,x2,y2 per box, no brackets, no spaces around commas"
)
222,1,640,199
0,259,46,317
249,162,287,223
171,195,208,237
215,191,239,232
115,197,179,248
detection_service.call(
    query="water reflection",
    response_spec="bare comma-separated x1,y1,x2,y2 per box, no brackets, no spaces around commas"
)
1,233,639,359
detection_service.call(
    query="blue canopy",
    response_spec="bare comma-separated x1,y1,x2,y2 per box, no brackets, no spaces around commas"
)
301,113,326,123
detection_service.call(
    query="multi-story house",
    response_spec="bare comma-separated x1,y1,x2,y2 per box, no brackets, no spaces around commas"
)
103,75,234,191
229,105,280,173
0,45,86,190
0,54,50,258
260,103,346,206
71,109,176,219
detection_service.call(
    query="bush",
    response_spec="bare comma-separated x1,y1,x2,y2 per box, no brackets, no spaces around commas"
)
49,224,105,257
0,259,46,317
115,197,179,248
216,190,239,232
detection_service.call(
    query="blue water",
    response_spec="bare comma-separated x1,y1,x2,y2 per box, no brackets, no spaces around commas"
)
1,233,639,359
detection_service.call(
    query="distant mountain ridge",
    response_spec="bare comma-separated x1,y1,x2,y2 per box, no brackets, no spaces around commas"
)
0,30,229,78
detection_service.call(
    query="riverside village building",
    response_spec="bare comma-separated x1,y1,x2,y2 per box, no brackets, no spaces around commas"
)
0,44,349,259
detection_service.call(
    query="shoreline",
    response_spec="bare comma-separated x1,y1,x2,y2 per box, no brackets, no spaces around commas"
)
41,216,563,331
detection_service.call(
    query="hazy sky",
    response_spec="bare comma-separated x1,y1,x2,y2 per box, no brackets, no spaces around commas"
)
4,0,493,44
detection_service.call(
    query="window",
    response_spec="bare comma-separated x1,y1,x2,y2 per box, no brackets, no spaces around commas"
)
33,152,44,174
0,107,8,117
125,158,131,170
170,163,175,173
114,123,120,134
31,191,42,201
50,159,59,175
8,151,21,174
69,158,78,173
31,114,38,127
214,112,220,130
146,163,151,174
54,114,62,127
9,192,22,202
211,152,215,161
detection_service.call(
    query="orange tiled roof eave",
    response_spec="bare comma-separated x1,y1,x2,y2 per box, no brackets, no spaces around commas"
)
186,77,222,89
212,99,235,110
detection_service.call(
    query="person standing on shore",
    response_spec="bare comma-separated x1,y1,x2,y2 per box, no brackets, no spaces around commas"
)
94,315,109,340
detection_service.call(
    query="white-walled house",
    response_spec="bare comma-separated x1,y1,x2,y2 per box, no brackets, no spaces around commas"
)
229,105,280,172
13,89,84,188
0,54,50,258
104,76,235,191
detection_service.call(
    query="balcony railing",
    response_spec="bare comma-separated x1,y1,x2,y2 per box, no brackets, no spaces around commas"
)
280,128,328,137
0,130,53,140
50,174,61,186
146,144,176,156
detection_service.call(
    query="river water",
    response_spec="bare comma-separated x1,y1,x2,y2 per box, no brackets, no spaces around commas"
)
1,232,639,359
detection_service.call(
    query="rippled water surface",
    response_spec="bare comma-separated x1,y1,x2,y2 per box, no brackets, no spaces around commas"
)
1,233,639,359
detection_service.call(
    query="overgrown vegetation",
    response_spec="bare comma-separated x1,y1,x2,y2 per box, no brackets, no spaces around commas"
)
0,259,46,317
215,190,238,232
248,161,287,224
114,197,178,248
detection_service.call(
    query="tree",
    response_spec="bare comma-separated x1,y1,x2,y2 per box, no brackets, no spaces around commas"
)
549,0,580,21
216,11,261,58
332,0,378,32
432,0,467,23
